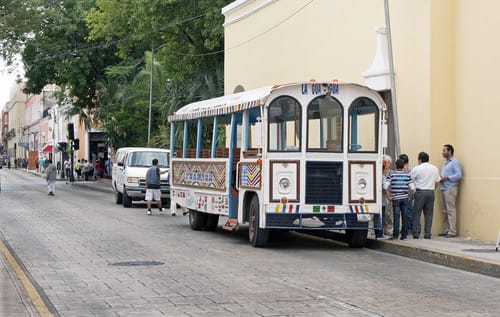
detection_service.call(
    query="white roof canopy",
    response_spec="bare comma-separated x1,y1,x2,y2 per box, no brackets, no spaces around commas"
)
168,86,273,122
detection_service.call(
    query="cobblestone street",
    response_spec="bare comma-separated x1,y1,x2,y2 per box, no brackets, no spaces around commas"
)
1,169,499,316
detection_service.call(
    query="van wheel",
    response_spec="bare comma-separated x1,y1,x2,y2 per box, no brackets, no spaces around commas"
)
115,190,123,204
248,195,269,247
161,199,171,209
189,210,206,231
122,189,132,208
346,229,368,248
205,214,219,231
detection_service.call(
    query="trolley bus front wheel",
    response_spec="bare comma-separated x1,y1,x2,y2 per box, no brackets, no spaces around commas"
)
248,195,269,247
345,229,368,248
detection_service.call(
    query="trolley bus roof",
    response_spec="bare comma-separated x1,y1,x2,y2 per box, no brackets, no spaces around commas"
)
168,85,274,122
166,81,371,122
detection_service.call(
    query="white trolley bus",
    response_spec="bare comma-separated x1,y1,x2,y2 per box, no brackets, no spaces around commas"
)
169,81,386,247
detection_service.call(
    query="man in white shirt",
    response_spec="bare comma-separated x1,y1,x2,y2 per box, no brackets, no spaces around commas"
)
409,152,441,239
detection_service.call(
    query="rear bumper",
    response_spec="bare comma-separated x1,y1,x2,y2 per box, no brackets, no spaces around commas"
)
265,213,379,230
124,185,171,200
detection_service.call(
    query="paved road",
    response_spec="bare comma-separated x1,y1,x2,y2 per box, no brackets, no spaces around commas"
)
1,169,499,316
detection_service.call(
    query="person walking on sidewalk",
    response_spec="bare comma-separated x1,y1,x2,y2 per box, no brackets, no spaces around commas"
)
384,158,415,240
410,152,441,239
45,159,57,196
439,144,462,238
145,158,169,216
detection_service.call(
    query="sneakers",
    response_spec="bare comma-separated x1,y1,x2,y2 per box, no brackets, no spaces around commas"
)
48,192,55,196
147,209,152,216
171,211,176,216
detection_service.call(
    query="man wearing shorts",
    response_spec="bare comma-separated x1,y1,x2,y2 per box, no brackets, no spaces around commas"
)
145,158,168,215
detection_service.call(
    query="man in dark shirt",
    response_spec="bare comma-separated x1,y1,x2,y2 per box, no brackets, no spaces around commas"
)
145,158,168,215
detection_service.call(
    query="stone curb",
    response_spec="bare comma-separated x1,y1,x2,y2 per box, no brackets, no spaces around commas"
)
70,181,114,194
365,239,500,279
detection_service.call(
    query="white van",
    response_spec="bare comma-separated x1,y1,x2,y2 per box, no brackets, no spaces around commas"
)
112,147,170,208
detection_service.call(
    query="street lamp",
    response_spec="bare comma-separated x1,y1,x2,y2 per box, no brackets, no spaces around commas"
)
148,43,167,146
148,43,153,146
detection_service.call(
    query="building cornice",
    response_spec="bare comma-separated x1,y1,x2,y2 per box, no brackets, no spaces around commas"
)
222,0,277,27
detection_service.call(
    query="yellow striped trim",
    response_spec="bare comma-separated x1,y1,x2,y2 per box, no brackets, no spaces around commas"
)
0,240,53,317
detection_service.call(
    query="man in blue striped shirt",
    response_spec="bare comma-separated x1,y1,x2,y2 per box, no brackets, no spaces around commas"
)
384,158,415,240
439,144,462,238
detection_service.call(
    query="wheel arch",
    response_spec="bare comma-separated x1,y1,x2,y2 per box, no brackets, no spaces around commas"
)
242,191,259,223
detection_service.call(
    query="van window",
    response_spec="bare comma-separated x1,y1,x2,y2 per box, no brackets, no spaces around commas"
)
116,151,125,164
127,151,170,168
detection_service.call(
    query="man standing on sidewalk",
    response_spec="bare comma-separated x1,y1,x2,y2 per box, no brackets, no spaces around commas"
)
45,160,57,196
439,144,462,238
410,152,441,239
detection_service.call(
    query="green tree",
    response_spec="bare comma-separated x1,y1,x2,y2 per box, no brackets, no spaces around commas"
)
0,0,43,64
24,0,121,112
1,0,231,147
87,0,231,147
1,0,121,117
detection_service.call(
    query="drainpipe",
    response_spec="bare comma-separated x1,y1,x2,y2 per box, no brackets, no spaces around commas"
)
385,0,401,157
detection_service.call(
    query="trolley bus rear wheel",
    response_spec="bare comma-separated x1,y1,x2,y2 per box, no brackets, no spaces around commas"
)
248,195,269,247
346,229,368,248
205,214,219,231
189,210,206,231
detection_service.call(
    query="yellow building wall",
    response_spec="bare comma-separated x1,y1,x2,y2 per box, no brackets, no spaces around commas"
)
454,0,500,240
223,0,500,241
224,0,386,92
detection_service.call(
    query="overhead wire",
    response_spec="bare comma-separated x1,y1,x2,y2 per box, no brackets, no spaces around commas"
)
23,1,314,62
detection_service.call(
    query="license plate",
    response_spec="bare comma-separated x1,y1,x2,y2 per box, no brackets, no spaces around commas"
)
357,214,371,222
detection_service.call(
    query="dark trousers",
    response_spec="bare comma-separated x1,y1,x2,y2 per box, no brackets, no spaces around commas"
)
375,205,386,238
392,198,409,238
406,196,414,234
413,190,435,238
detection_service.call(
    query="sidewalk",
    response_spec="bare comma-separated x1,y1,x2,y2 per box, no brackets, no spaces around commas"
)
27,168,114,194
366,235,500,278
0,239,39,317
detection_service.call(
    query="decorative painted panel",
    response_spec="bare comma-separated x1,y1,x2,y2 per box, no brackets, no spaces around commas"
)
172,160,227,191
239,162,261,189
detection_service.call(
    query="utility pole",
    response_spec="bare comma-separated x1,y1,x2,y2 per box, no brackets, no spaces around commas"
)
148,42,154,146
69,140,74,182
68,123,75,182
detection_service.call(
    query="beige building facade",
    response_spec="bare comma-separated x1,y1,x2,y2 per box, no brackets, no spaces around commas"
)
2,83,27,163
222,0,500,241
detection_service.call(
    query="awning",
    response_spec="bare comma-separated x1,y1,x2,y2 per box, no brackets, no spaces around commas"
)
168,85,274,122
41,144,53,153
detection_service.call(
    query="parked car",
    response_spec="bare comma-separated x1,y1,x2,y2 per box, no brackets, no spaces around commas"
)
111,147,170,208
